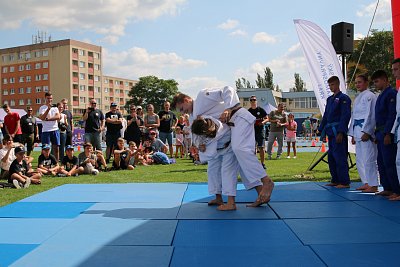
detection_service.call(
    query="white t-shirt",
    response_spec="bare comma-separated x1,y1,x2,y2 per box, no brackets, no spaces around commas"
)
0,147,15,171
39,105,59,132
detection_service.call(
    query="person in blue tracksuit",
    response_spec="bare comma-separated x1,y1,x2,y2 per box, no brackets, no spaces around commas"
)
372,70,400,199
318,76,352,188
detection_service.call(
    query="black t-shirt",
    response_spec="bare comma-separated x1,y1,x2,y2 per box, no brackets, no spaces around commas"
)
125,115,143,139
105,111,123,134
38,154,58,168
248,107,267,133
63,110,73,133
158,110,176,133
113,150,129,169
62,155,78,171
20,114,36,134
9,159,29,176
84,109,104,133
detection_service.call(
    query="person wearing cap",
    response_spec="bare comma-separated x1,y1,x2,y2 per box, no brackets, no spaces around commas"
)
105,103,123,163
145,130,168,153
0,135,16,181
82,98,105,152
124,105,144,147
58,145,83,177
20,106,39,156
38,92,61,161
9,146,42,188
37,144,60,176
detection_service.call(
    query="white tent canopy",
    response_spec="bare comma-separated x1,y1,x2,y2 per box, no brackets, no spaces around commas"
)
262,103,277,114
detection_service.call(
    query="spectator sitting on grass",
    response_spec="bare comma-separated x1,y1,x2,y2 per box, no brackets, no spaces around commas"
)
57,145,83,177
113,138,135,170
78,142,100,175
9,146,42,189
0,135,16,181
146,130,168,153
127,141,147,166
37,144,60,176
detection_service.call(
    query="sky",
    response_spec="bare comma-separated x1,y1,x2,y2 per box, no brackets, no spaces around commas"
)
0,0,393,97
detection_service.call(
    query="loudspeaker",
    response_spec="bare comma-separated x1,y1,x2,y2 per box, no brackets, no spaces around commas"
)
331,22,354,54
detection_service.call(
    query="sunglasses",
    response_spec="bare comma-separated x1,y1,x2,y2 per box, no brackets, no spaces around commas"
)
130,108,136,110
250,99,257,102
150,133,156,135
91,102,97,105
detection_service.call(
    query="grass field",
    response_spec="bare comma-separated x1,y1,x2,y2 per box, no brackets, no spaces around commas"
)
0,151,360,207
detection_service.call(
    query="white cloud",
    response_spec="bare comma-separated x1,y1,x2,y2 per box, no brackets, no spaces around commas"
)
229,29,247,37
177,77,228,97
102,46,207,81
356,0,392,25
0,0,186,43
217,19,239,30
252,32,278,44
354,33,365,40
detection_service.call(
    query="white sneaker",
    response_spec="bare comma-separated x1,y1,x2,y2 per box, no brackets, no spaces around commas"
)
91,169,99,175
293,156,297,159
13,180,21,189
24,178,31,189
287,156,291,159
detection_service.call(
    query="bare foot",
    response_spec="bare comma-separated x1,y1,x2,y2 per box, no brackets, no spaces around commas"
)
389,195,400,201
376,190,393,196
246,199,267,207
362,186,378,193
208,199,223,206
325,183,339,186
335,184,350,189
217,203,237,211
356,184,369,191
387,193,399,199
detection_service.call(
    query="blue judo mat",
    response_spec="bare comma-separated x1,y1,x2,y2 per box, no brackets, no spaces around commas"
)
1,182,400,267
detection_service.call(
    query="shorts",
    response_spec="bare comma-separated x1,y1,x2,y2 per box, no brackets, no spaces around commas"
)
286,137,296,143
106,132,121,147
159,131,173,145
255,132,265,147
41,130,60,146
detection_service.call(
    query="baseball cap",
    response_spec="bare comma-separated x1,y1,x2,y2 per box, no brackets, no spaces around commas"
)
14,146,25,155
136,105,142,110
149,130,156,135
66,145,74,150
110,102,118,107
42,144,51,150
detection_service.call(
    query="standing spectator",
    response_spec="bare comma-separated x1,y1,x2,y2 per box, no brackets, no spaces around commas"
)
266,103,287,160
38,92,61,161
0,135,16,181
105,102,123,163
248,96,268,168
158,101,177,158
303,117,312,140
2,104,23,143
20,106,39,156
183,114,192,158
144,104,160,136
175,127,184,158
285,113,297,159
57,102,69,162
61,98,74,146
124,105,144,147
348,74,379,192
82,99,104,151
318,76,352,189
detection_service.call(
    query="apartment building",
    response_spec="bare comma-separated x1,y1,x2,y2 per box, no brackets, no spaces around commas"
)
0,39,136,116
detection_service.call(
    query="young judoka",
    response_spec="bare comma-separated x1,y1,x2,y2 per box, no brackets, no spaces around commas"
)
390,58,400,201
191,116,239,211
348,74,379,192
172,86,274,206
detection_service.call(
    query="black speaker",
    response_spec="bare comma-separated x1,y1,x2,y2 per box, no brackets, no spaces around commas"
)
331,22,354,54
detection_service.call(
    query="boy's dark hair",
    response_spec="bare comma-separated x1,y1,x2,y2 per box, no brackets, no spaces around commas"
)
2,103,9,109
45,92,52,97
191,117,218,138
327,76,340,83
171,93,190,110
371,70,388,81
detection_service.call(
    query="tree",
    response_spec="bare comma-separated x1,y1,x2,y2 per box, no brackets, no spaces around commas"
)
347,30,394,88
293,73,306,92
236,77,254,90
255,67,274,90
126,75,179,112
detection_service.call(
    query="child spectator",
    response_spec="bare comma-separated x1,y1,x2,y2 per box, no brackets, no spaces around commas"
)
285,113,297,159
37,144,60,176
78,142,100,175
175,127,184,158
0,135,16,181
183,114,192,158
9,146,42,188
113,138,135,170
58,145,83,177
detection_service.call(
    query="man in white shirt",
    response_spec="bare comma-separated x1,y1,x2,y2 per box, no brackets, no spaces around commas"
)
38,92,61,161
348,74,379,193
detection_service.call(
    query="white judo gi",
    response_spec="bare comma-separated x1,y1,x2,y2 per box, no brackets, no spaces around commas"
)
391,90,400,184
192,86,265,190
348,89,379,186
192,117,238,196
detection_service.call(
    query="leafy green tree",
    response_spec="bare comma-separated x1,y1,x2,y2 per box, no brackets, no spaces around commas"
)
293,73,306,92
255,67,274,90
126,75,179,112
236,77,254,90
347,30,394,88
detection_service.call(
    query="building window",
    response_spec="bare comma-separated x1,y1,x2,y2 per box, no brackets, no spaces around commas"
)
9,54,15,61
78,50,85,56
42,50,48,56
10,100,15,106
35,75,41,81
125,90,129,95
80,85,86,91
94,64,100,70
18,65,24,71
25,52,31,60
19,99,24,106
27,99,32,105
104,79,108,84
2,67,7,73
36,86,41,93
95,86,101,93
1,55,7,62
35,63,41,69
3,100,8,105
35,51,41,58
94,53,100,59
43,86,49,92
105,96,109,101
18,88,24,94
115,80,119,85
26,87,32,93
43,62,48,68
36,98,41,104
79,97,86,103
9,77,15,83
104,87,108,93
94,75,100,82
3,78,7,84
3,90,8,95
95,98,101,105
43,74,48,80
26,64,31,70
10,88,15,95
26,76,31,82
9,66,14,72
79,61,85,68
125,82,129,86
18,53,24,60
115,89,120,94
79,73,85,80
19,77,24,83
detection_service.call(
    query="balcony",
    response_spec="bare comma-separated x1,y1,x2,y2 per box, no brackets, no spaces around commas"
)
73,100,79,106
73,89,79,95
88,91,94,98
88,80,94,86
88,56,94,62
72,53,78,59
72,77,79,83
72,65,79,71
88,68,94,74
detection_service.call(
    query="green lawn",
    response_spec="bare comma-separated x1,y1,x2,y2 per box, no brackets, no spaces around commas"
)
0,151,360,207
